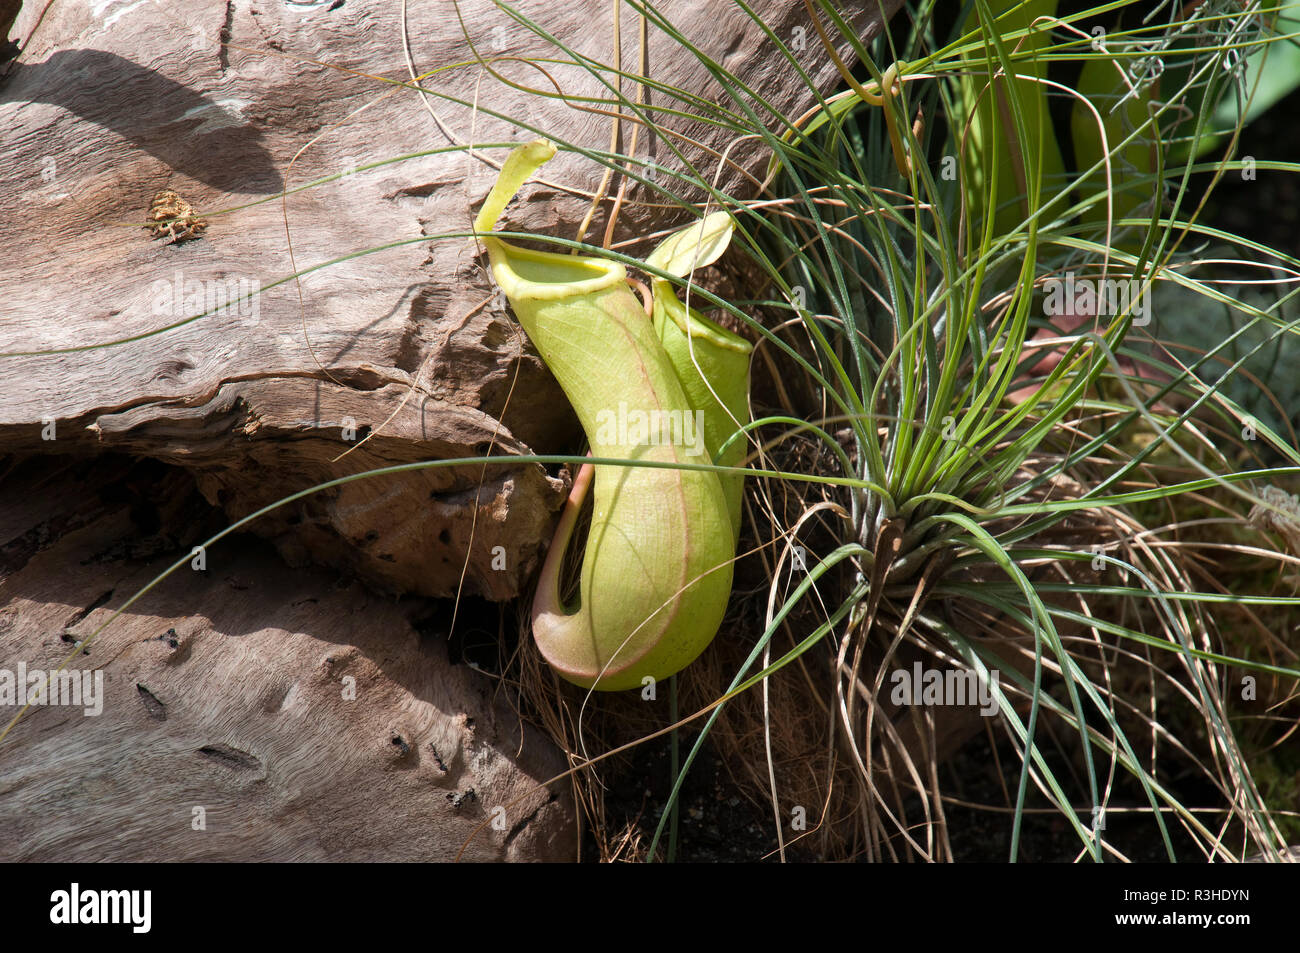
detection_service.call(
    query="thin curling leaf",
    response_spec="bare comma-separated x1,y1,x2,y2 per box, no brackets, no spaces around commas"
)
476,140,738,692
1071,54,1157,254
644,211,734,278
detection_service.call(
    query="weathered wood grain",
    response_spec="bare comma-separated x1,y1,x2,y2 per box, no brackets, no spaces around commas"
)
0,0,897,598
0,453,573,861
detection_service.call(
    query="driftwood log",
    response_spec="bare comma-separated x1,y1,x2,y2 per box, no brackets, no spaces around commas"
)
0,454,574,860
0,0,898,859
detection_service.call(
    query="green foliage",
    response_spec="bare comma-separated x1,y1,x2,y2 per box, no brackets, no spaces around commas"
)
15,0,1298,862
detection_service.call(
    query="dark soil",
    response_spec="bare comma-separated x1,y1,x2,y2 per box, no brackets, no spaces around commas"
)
592,728,789,863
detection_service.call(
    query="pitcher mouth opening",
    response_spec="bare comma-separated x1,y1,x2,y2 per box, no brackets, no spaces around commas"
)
484,237,627,302
655,281,754,355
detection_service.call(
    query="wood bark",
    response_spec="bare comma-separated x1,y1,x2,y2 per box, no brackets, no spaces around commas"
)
0,454,573,860
0,0,897,598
